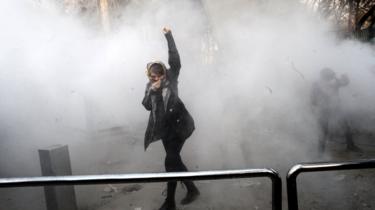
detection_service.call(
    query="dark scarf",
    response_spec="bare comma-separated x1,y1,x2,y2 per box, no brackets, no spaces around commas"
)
150,79,171,140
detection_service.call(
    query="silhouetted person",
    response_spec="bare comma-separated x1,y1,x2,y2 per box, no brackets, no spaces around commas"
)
142,27,199,210
311,68,362,153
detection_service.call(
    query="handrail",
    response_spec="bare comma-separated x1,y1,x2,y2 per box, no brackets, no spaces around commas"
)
287,159,375,210
0,169,282,210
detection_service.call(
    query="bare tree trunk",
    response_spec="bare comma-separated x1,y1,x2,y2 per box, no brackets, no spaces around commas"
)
354,0,360,29
348,0,354,32
356,3,375,29
98,0,111,33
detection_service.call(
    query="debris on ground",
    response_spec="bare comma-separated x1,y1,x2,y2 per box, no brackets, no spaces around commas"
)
103,184,118,193
334,174,346,181
101,195,113,199
122,184,143,194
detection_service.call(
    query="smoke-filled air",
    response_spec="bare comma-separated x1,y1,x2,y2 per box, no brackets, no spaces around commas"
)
1,0,375,209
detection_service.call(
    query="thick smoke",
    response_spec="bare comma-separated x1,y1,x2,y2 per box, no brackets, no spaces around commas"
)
0,0,374,209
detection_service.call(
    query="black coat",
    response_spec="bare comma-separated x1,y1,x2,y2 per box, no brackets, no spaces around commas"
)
142,32,195,150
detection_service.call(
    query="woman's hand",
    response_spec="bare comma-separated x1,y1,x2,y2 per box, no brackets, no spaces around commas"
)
151,79,162,91
162,27,171,34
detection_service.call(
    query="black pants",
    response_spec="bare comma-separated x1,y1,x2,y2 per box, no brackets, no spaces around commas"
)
318,117,355,152
162,133,195,202
162,134,187,172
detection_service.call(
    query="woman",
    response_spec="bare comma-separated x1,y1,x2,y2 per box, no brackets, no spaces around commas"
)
142,27,200,210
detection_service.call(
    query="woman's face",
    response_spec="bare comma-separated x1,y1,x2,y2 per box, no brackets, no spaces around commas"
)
149,72,164,83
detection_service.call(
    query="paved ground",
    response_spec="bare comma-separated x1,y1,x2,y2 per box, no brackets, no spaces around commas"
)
1,129,375,210
87,132,375,210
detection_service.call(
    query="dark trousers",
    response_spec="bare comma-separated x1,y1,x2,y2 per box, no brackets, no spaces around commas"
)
318,117,355,152
162,133,196,202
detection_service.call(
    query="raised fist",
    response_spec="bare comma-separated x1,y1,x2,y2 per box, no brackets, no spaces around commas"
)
162,27,171,34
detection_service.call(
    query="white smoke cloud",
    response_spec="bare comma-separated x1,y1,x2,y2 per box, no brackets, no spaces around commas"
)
0,0,374,209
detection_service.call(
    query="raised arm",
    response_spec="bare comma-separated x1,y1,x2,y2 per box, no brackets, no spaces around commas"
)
337,74,350,87
163,27,181,80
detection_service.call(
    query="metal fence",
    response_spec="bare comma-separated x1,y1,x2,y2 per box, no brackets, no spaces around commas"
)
0,169,282,210
4,159,375,210
287,159,375,210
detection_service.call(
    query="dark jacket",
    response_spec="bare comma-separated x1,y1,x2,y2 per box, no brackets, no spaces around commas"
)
142,32,195,150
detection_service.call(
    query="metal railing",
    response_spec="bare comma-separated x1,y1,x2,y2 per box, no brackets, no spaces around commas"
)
0,169,282,210
287,159,375,210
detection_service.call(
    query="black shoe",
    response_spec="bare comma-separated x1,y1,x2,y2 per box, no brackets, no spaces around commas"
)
347,145,363,153
180,189,200,205
159,200,176,210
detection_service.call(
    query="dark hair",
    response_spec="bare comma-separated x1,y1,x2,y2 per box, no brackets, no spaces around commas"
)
149,63,165,76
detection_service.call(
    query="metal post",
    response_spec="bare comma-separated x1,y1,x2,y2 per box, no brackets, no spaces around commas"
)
269,169,282,210
38,145,78,210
